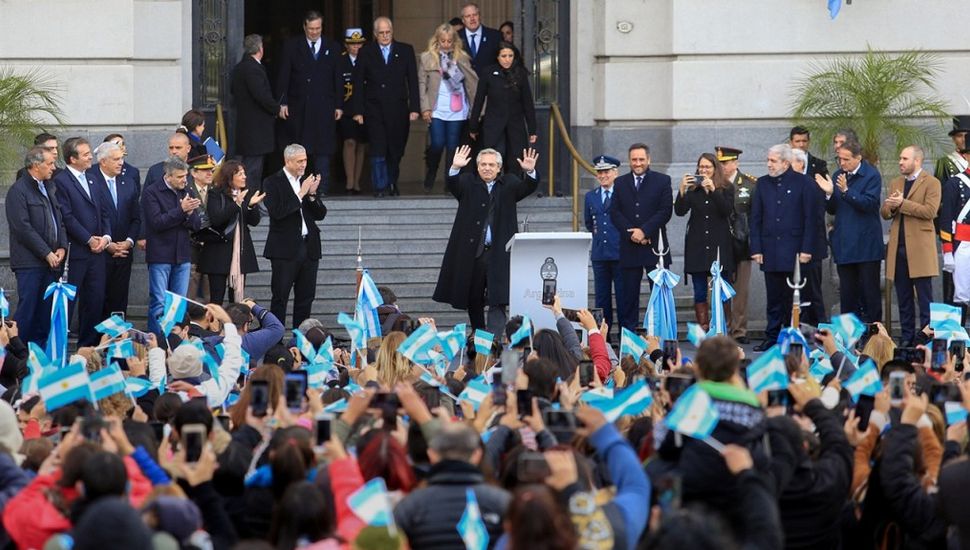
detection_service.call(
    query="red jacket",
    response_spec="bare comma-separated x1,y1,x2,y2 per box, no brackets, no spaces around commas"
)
587,330,612,381
329,456,366,549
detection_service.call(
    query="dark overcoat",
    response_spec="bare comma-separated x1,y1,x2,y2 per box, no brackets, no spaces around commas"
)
351,41,419,159
674,184,736,274
749,168,821,273
275,35,343,156
609,170,673,268
433,170,539,309
198,191,261,275
231,56,278,156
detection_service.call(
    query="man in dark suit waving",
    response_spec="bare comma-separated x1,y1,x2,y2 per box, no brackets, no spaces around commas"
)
434,145,539,333
276,11,343,193
458,2,502,75
232,34,278,188
351,16,419,197
263,144,328,329
609,143,673,331
53,137,112,346
89,141,140,319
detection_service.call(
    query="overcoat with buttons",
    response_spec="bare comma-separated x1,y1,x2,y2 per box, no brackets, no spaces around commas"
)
674,184,736,274
584,186,620,261
749,168,821,273
351,40,420,160
609,170,673,268
433,170,539,309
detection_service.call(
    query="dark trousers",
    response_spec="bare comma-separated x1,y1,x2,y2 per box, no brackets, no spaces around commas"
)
764,271,795,343
371,157,388,192
894,246,933,344
14,267,58,347
270,240,318,329
312,155,331,194
466,248,508,334
387,154,402,190
618,265,650,331
802,262,826,326
837,261,882,323
102,255,133,320
207,273,228,305
942,271,967,324
592,259,622,333
241,155,265,192
68,255,106,347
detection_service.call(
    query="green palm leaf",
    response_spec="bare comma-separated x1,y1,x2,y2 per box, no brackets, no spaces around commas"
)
0,66,65,177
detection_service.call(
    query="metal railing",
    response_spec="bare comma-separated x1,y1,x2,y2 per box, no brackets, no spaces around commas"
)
546,103,594,231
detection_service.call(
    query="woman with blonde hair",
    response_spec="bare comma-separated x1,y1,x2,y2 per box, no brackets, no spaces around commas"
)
374,331,415,388
418,22,478,192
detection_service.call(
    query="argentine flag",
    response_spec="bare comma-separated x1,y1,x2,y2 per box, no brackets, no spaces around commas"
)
160,291,188,336
107,338,135,359
293,329,318,362
306,360,332,389
473,329,494,356
509,315,532,347
665,384,719,440
337,312,367,350
458,376,491,411
23,343,55,395
90,364,127,400
746,346,789,393
620,328,648,361
356,270,384,341
686,322,706,348
945,402,968,425
844,359,882,401
125,376,154,398
397,323,440,365
347,477,394,527
587,379,654,422
457,488,489,550
324,398,348,413
930,302,963,329
830,313,865,348
809,355,835,383
439,323,467,361
95,314,132,338
0,288,9,319
38,360,93,410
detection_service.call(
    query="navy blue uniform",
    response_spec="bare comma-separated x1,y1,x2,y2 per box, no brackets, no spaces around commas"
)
585,186,621,331
750,167,820,342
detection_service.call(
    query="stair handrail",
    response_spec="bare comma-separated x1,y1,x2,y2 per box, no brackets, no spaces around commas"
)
547,103,595,230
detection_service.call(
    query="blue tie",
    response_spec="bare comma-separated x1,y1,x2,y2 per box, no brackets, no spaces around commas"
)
311,40,318,60
108,177,118,207
469,33,478,57
603,189,611,208
382,45,390,63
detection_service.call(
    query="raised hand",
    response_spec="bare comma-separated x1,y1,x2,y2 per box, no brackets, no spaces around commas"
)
815,173,833,195
517,148,539,172
452,145,473,170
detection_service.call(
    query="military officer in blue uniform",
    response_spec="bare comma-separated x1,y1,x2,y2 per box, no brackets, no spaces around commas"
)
750,144,821,351
584,154,622,335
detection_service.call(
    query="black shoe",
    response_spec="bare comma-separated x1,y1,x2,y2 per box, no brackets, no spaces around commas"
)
735,336,749,344
752,340,772,352
374,191,385,198
391,185,400,196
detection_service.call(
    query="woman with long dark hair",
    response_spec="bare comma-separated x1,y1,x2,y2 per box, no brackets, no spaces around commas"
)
178,109,209,159
674,152,736,330
468,42,536,173
199,160,265,304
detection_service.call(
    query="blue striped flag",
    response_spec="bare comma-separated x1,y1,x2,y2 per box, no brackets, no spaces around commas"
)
306,360,335,389
509,315,532,347
356,270,384,341
831,313,865,348
293,329,318,362
746,346,789,393
707,258,736,337
125,376,154,398
38,360,93,410
0,288,9,319
473,329,494,356
844,359,882,401
337,312,367,350
324,398,348,413
106,339,135,359
808,355,835,383
440,323,467,361
665,384,719,440
458,376,491,411
945,402,968,425
620,327,648,361
160,291,187,336
586,379,654,422
90,364,127,400
347,477,394,527
397,323,440,365
645,268,679,342
95,314,132,338
457,487,489,550
686,322,706,348
931,302,963,328
44,281,76,369
23,343,55,395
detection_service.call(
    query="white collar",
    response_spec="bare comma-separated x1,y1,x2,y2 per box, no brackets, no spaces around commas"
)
101,169,116,182
67,165,86,180
907,169,922,181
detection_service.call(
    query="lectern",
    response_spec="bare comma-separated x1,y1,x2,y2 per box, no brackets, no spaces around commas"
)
505,232,592,331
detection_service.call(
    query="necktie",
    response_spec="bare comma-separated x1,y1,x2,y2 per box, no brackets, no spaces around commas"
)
107,177,118,207
382,46,390,63
311,40,318,60
469,33,478,57
77,172,90,199
603,189,612,207
635,175,642,190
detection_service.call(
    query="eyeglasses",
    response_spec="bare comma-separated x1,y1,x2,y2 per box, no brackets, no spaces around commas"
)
376,30,392,35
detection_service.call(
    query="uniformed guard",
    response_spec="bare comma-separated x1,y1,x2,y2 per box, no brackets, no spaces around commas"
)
339,28,368,194
935,117,970,183
940,146,970,315
584,154,622,336
718,146,757,343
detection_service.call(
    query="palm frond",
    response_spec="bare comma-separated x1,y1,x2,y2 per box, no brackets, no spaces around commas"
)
0,66,66,176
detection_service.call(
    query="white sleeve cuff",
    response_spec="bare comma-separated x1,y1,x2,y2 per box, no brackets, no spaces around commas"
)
448,168,461,177
820,386,840,409
527,169,538,179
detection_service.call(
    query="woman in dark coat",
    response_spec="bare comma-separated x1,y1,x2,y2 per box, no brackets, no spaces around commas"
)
674,152,736,330
179,109,209,160
468,42,536,173
200,160,265,304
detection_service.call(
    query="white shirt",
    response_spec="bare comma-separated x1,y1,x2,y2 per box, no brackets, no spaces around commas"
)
284,168,309,237
67,166,91,199
307,38,318,56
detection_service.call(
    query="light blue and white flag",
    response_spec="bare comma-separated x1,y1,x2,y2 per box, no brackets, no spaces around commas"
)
90,364,127,401
620,327,648,362
337,312,367,350
22,343,55,395
356,270,384,341
776,327,809,356
38,360,93,410
686,322,706,348
440,323,467,361
930,302,961,329
945,401,968,425
586,379,654,422
0,288,9,320
707,257,736,337
844,359,882,401
125,376,154,398
397,323,440,365
645,268,679,342
828,0,842,19
809,354,835,383
457,488,489,550
347,477,394,527
44,280,77,369
160,291,188,336
106,339,135,359
95,314,132,338
324,398,348,413
473,329,494,356
509,315,532,347
306,360,332,389
293,329,318,363
831,313,865,349
580,385,615,403
665,384,719,440
458,376,491,411
746,346,789,393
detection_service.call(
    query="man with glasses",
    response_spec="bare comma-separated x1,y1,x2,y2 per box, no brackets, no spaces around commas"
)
16,133,62,181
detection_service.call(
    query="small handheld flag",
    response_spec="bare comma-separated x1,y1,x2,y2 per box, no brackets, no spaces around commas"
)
347,477,394,527
0,288,9,320
38,360,93,410
457,488,489,550
337,312,367,350
95,314,132,338
160,291,188,336
844,359,882,401
473,329,495,356
686,322,706,348
125,377,154,398
830,313,865,349
397,323,440,365
458,376,491,411
945,402,968,426
620,328,648,362
356,270,384,341
509,315,532,347
665,384,719,440
586,379,654,422
90,364,127,401
746,346,789,393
